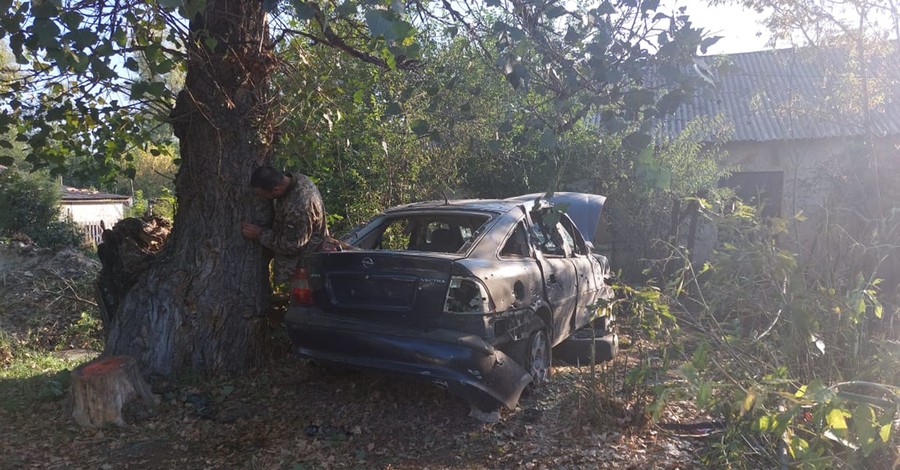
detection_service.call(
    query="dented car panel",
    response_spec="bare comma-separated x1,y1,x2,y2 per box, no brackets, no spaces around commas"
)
285,194,615,411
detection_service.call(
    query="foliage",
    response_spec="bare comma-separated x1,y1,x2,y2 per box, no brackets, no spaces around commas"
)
0,335,83,412
585,116,733,278
0,167,84,248
641,200,900,469
58,311,104,351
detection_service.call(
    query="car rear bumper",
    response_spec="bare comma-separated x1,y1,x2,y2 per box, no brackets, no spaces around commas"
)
284,306,532,410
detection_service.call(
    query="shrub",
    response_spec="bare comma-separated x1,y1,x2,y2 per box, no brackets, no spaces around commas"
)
646,200,899,469
0,168,84,248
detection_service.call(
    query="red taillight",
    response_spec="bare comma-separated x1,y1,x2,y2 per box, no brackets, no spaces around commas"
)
291,267,314,305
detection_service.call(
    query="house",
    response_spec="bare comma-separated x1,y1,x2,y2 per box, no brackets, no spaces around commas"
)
660,47,900,263
60,186,132,244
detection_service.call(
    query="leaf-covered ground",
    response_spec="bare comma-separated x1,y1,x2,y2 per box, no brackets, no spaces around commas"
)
1,356,711,469
0,244,713,469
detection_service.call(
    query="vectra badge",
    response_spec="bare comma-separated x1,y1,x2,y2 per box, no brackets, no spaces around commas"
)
361,257,374,269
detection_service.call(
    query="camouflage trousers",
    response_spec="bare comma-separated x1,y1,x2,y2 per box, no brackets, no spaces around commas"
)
272,254,303,289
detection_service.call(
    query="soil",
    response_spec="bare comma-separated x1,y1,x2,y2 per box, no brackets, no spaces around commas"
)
0,357,714,469
0,243,102,350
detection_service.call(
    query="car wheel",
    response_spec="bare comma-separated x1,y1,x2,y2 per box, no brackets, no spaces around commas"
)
526,329,551,386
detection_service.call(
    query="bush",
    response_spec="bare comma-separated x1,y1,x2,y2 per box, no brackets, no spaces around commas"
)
0,168,84,248
644,201,899,469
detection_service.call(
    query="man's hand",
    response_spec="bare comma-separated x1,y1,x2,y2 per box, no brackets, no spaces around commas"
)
241,223,262,240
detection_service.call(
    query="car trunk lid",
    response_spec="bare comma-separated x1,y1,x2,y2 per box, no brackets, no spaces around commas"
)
308,251,458,321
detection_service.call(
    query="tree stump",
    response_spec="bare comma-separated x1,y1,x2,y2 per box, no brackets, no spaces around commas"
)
71,355,158,428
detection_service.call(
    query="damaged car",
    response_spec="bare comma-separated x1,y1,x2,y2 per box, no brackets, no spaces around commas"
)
284,192,617,412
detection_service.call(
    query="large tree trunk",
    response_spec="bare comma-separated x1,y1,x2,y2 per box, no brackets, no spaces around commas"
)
104,0,276,376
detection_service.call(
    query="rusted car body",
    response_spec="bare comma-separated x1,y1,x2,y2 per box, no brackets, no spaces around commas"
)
284,193,616,411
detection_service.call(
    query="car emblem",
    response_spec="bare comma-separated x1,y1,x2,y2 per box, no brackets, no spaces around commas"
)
361,257,374,269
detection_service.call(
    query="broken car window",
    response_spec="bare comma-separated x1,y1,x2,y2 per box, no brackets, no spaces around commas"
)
355,213,491,253
500,222,530,258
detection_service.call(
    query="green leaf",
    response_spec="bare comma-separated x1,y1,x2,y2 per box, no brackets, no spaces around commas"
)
384,101,402,116
623,131,651,152
697,382,711,409
31,0,59,19
539,128,556,150
130,81,149,100
68,28,98,48
365,10,414,42
0,156,15,165
183,0,207,18
336,0,357,16
741,390,756,416
124,58,140,72
33,18,62,46
624,89,655,108
826,408,849,430
294,1,317,20
657,90,685,114
504,61,528,90
410,119,430,137
545,5,566,18
564,26,580,44
879,423,891,443
691,342,709,369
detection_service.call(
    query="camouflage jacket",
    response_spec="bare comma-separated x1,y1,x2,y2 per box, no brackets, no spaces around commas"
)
258,173,327,283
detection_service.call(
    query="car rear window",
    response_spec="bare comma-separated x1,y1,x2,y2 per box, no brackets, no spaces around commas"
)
353,212,492,254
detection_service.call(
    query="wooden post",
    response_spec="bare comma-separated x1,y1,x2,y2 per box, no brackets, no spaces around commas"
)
71,355,158,428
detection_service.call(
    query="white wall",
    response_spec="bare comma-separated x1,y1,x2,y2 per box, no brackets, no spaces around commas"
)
61,202,128,244
61,202,126,227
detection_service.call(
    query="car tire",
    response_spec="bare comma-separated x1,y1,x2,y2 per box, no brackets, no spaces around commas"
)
525,329,552,386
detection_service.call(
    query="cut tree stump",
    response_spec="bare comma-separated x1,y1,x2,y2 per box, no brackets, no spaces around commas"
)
71,355,158,428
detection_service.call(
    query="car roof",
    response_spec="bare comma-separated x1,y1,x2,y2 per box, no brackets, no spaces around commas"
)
379,192,606,240
382,199,521,214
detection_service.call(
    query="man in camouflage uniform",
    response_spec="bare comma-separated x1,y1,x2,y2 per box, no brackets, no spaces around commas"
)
241,166,328,286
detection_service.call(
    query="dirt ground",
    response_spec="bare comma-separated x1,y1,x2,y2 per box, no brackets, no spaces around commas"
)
0,244,102,351
0,244,715,469
0,358,714,469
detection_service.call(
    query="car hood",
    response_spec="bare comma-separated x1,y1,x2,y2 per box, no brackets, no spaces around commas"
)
506,192,606,240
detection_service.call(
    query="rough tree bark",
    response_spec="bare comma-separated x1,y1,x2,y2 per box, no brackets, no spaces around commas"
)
71,356,158,427
103,0,276,376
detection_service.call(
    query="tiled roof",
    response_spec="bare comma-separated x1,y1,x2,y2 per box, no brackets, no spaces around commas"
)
60,186,131,202
659,47,900,142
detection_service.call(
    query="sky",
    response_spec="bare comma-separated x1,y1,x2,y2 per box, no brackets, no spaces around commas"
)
664,0,773,54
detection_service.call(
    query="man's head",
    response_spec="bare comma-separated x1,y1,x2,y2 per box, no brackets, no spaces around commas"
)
250,166,290,199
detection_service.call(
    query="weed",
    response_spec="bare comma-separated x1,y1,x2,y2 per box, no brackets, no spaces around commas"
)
0,342,91,411
645,200,900,469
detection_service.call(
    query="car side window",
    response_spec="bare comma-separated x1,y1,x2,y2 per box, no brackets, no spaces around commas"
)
377,219,412,250
529,215,564,256
560,216,587,255
500,222,530,258
558,218,581,255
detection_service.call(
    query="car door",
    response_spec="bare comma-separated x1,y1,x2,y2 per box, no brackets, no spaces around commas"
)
527,209,579,346
559,215,602,331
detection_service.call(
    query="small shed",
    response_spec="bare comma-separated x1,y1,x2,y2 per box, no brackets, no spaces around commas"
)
60,186,132,244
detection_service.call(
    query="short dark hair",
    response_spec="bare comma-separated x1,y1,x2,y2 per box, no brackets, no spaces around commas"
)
250,166,283,191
